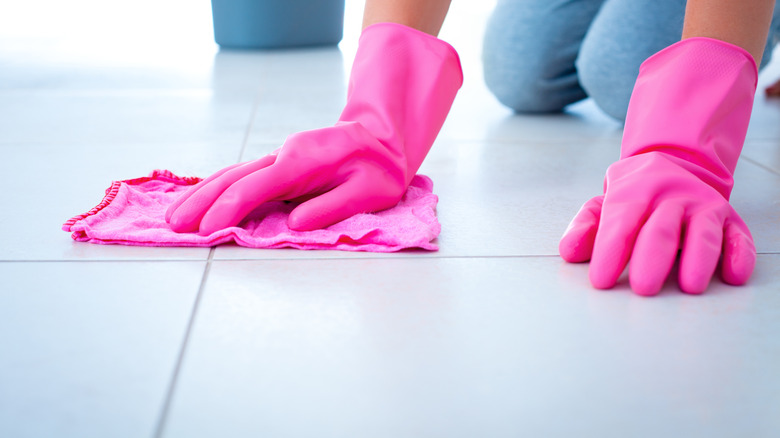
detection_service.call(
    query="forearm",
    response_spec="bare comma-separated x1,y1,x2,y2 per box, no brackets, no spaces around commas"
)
362,0,452,36
682,0,775,65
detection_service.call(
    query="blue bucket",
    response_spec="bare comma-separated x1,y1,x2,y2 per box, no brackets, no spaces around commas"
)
211,0,345,49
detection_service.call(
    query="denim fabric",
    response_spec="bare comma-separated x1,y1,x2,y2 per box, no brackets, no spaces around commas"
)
482,0,780,121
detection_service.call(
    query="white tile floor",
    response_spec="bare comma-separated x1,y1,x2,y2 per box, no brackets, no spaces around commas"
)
1,1,779,437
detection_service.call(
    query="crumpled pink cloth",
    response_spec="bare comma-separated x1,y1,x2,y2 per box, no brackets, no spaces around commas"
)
63,170,441,252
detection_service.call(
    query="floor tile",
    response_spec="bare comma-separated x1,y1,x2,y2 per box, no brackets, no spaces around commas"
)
743,140,780,175
0,141,236,260
246,48,348,146
0,43,215,92
2,0,780,436
442,85,626,143
0,261,205,438
162,256,780,438
749,48,780,141
731,157,780,254
0,92,252,145
216,137,618,260
746,94,780,141
215,136,780,260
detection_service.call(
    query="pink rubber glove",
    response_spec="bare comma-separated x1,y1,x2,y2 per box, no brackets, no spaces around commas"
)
166,23,462,233
559,38,758,295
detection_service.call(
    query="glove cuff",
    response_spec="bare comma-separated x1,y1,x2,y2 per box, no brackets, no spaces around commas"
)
621,37,757,198
339,23,463,184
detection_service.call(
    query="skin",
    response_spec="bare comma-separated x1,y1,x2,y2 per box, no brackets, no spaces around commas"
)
364,0,774,66
766,80,780,96
679,0,780,96
362,0,452,35
681,0,774,65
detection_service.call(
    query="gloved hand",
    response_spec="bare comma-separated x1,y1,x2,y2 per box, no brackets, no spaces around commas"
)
166,23,462,233
559,38,758,295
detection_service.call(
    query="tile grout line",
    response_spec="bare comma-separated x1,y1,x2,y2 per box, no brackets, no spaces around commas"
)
741,155,780,177
208,254,563,262
0,259,211,263
152,246,216,438
2,251,780,265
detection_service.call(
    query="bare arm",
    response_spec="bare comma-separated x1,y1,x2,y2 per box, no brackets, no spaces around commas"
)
362,0,452,36
683,0,775,65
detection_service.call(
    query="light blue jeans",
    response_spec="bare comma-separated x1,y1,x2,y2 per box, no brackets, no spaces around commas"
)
483,0,780,121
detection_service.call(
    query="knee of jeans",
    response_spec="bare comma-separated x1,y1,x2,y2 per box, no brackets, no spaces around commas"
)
483,55,574,113
482,12,572,113
484,75,565,113
576,53,634,123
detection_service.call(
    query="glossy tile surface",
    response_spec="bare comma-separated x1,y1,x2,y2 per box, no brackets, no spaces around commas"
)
2,0,779,437
0,261,204,438
164,257,780,438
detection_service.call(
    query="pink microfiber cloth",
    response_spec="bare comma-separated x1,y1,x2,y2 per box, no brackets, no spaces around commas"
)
63,170,440,252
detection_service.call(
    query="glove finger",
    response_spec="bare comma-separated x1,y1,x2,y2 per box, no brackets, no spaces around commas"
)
165,162,245,223
197,162,296,235
678,211,724,294
629,202,685,296
288,177,402,231
589,201,649,290
559,196,604,263
167,156,276,233
721,215,756,285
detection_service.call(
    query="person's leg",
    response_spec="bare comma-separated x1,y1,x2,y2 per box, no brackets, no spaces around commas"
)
764,5,780,96
578,0,780,122
482,0,606,113
759,2,780,72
